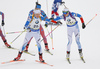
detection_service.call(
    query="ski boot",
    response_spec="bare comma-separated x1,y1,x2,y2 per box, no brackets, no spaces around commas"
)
4,40,11,48
45,43,53,55
66,51,70,60
79,49,83,58
79,49,85,63
50,17,54,20
45,43,49,51
14,51,23,61
39,53,44,63
66,51,71,64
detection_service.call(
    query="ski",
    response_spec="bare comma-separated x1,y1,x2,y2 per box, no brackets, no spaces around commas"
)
1,59,25,64
8,47,19,50
4,46,35,56
45,50,53,55
23,51,35,56
35,60,53,67
66,58,71,64
80,57,85,63
3,45,19,50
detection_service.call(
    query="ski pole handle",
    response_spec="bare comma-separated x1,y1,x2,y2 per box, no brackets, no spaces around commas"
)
86,14,97,25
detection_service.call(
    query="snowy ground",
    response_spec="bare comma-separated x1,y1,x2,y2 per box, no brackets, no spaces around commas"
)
0,0,100,69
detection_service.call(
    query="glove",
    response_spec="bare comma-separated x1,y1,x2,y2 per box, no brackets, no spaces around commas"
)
60,2,65,4
49,18,54,20
24,27,31,32
36,2,38,5
82,23,86,29
2,20,5,26
24,27,26,29
57,21,62,25
45,24,48,28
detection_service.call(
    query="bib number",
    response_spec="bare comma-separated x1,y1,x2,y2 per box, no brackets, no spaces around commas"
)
32,20,40,30
33,25,39,28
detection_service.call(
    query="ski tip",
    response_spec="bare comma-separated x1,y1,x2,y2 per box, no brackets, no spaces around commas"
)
1,62,5,64
52,48,54,50
50,65,54,66
10,42,12,44
35,45,37,46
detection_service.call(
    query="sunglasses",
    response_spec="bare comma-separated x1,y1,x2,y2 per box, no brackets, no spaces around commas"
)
63,11,69,14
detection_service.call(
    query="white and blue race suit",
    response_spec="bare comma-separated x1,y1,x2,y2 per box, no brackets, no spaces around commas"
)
54,12,83,51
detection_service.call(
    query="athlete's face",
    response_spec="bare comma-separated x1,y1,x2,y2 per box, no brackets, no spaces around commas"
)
63,11,69,17
64,12,69,17
35,13,40,18
35,8,40,10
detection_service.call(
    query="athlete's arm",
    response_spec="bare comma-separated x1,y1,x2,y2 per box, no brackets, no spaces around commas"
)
71,12,84,23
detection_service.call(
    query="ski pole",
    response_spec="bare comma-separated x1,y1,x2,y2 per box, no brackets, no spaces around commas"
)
46,0,49,16
10,29,26,44
45,26,52,39
42,24,60,41
35,24,60,46
6,31,25,34
51,24,54,49
86,14,97,25
46,0,54,49
45,0,50,38
63,3,68,9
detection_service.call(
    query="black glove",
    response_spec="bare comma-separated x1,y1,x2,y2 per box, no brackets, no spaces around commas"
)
60,2,65,4
82,23,86,29
49,18,54,20
36,2,38,5
45,24,48,27
27,28,31,32
24,27,25,29
2,20,5,26
57,21,62,25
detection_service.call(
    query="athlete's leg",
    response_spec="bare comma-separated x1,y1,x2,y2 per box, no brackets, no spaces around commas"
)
14,32,33,61
67,27,73,52
0,29,11,47
34,31,44,62
74,24,82,50
40,25,49,50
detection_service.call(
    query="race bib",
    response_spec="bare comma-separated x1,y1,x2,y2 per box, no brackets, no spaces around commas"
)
66,16,76,25
29,18,41,30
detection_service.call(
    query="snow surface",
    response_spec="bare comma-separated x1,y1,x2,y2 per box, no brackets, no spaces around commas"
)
0,0,100,69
